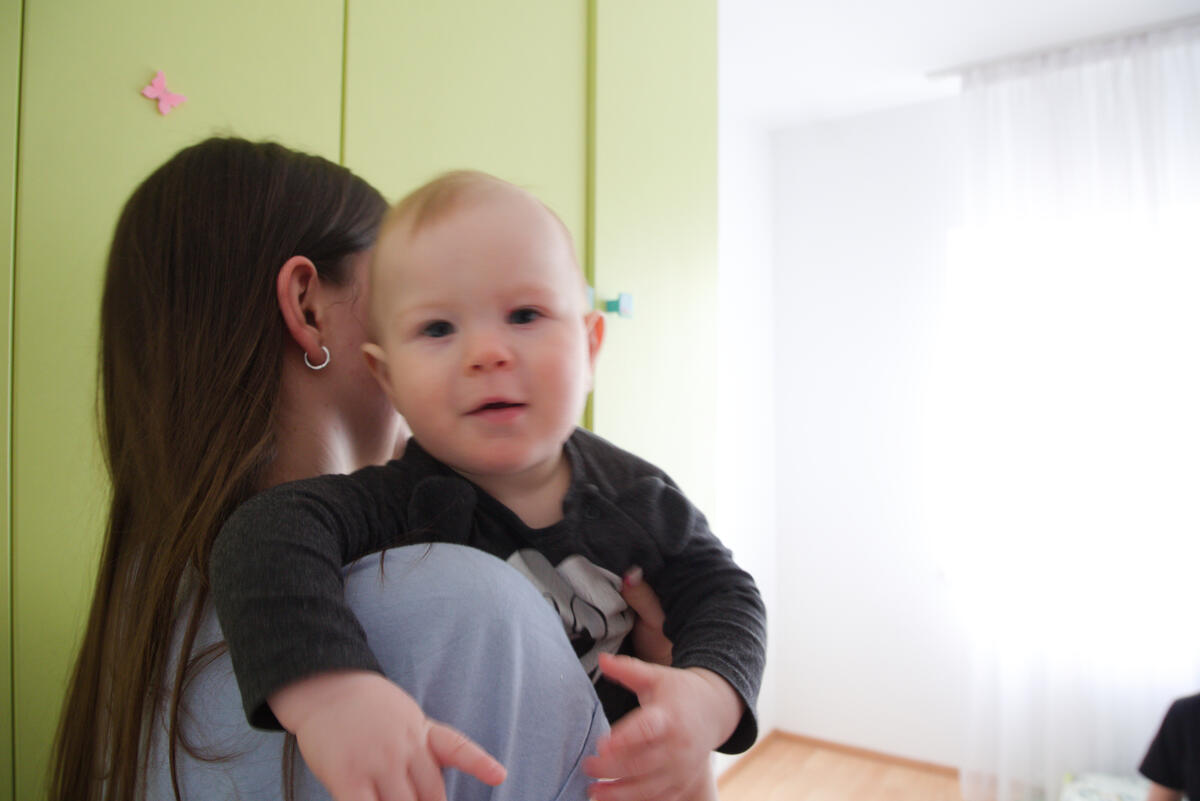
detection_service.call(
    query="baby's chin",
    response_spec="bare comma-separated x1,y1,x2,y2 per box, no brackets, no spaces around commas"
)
455,454,561,477
445,446,568,482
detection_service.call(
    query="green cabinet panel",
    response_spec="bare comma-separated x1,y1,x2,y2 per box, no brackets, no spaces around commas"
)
12,1,344,797
1,0,20,797
342,0,589,247
590,0,718,511
7,2,719,798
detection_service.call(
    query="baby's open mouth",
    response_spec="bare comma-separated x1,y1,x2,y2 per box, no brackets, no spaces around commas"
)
470,401,526,414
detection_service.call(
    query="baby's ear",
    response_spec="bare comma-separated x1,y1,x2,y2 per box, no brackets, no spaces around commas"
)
361,342,397,404
584,311,605,369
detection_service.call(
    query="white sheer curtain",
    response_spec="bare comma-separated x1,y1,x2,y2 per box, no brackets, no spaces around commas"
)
923,22,1200,801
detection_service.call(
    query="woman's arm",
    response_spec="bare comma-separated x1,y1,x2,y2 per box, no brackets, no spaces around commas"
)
1145,783,1183,801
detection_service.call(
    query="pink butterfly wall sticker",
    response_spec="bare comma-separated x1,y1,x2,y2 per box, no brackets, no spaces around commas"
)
142,71,187,115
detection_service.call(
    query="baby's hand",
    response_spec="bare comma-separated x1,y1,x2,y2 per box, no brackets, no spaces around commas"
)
270,670,506,801
583,653,741,801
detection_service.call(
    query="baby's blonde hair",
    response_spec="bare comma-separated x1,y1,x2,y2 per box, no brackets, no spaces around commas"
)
385,169,514,235
368,170,584,336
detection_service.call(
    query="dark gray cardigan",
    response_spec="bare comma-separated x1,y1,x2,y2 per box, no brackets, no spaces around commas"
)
211,427,766,754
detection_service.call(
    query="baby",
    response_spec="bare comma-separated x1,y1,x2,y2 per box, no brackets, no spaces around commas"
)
212,171,766,801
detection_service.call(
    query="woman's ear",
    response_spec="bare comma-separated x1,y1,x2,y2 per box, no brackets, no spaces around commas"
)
276,255,327,366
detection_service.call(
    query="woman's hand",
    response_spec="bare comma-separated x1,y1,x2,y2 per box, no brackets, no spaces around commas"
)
621,567,673,666
271,670,506,801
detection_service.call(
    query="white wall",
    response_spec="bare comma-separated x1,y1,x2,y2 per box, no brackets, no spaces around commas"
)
714,112,779,774
769,97,969,767
717,0,781,765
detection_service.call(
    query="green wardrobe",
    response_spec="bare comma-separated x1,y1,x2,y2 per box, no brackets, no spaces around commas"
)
3,2,716,798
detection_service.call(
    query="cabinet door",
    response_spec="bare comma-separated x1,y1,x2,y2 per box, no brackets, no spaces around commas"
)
591,0,718,510
1,0,19,796
342,0,588,252
12,2,343,797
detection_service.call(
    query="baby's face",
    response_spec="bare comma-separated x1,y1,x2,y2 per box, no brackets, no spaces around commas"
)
366,189,601,483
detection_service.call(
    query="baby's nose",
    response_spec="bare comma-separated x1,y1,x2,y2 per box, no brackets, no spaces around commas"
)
467,336,513,372
471,353,509,371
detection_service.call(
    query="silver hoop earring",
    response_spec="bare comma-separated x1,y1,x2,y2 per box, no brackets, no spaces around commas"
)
304,346,331,371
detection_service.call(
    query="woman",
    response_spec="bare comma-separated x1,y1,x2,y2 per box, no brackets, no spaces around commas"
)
49,137,657,800
1140,692,1199,801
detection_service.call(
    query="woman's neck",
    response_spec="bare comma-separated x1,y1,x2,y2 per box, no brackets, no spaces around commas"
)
263,371,363,489
261,418,356,490
263,355,405,490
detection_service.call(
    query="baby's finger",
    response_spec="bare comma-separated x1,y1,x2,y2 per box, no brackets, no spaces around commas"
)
588,770,678,801
603,704,670,757
365,757,422,801
332,782,383,801
372,776,416,801
427,722,507,786
407,756,447,801
583,736,668,781
597,652,662,696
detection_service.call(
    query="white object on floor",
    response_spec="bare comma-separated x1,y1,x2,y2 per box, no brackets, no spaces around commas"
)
1061,773,1151,801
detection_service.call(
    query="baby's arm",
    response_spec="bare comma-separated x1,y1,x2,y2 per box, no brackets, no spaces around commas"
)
210,469,475,727
210,469,402,726
270,670,505,801
622,474,767,752
210,469,491,799
585,474,766,800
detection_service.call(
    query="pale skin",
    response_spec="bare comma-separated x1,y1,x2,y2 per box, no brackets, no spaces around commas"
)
272,182,739,801
1145,784,1182,801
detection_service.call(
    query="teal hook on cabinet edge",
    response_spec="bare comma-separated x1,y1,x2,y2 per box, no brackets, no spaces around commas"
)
604,293,633,317
587,286,633,318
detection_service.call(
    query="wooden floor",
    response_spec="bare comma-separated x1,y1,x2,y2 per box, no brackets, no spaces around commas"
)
719,732,964,801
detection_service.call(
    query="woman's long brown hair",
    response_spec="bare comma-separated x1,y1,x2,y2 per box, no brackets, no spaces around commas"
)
48,138,386,801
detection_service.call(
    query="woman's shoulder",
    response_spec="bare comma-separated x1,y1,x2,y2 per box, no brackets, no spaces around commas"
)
256,460,411,503
1166,692,1200,726
224,460,415,530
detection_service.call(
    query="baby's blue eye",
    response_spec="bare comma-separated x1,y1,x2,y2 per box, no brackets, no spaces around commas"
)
509,308,541,325
422,320,455,338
